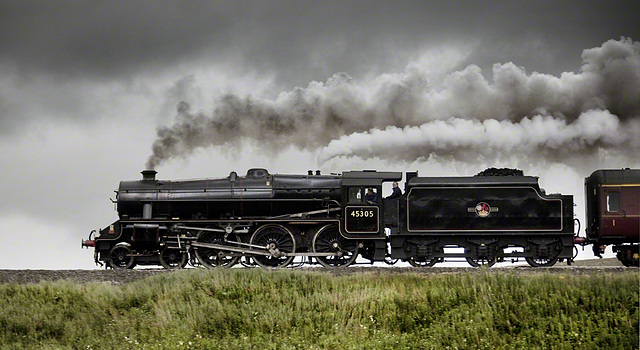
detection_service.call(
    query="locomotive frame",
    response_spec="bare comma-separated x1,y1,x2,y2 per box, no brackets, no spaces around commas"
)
82,167,637,269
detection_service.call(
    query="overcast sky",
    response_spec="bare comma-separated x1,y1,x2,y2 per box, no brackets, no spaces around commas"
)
1,1,638,269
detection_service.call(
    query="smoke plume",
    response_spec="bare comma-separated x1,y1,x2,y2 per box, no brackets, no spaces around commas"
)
146,38,640,169
318,110,637,164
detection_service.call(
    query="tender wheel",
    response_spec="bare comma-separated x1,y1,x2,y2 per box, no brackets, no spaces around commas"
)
250,224,296,268
465,256,497,267
526,239,563,267
194,228,240,268
403,241,438,267
407,256,439,267
108,244,135,269
525,256,558,267
312,224,358,267
384,256,399,265
159,248,188,269
465,245,497,267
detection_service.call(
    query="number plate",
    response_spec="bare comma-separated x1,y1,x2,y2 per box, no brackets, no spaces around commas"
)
345,206,379,233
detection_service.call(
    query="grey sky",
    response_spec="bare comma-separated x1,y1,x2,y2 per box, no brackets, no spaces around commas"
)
0,1,638,268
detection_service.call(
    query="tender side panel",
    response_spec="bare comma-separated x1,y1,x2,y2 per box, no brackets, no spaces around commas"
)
407,186,563,232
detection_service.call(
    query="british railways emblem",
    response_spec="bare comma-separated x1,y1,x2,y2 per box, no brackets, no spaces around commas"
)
468,202,499,217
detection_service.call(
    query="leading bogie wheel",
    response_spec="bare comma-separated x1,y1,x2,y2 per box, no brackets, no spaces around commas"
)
108,244,136,269
312,224,358,268
194,228,241,268
159,248,188,269
250,224,296,268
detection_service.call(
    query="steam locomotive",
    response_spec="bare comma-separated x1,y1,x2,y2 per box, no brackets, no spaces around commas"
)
81,168,639,269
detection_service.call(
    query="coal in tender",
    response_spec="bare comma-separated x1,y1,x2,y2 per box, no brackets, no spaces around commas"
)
475,167,524,177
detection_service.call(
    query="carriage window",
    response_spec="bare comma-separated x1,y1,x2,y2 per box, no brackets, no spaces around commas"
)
607,192,620,212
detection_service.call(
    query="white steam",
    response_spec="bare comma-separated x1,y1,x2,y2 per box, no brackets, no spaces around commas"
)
147,38,640,169
318,109,637,164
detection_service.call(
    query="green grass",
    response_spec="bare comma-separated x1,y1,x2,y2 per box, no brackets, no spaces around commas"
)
0,269,637,349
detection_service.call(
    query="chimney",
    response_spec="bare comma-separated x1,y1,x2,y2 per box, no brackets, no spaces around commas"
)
315,170,321,175
141,169,157,181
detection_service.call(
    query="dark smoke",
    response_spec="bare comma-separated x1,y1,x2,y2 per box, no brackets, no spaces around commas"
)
146,38,640,169
146,73,386,168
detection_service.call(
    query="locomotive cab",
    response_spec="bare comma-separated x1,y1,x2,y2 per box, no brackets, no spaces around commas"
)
339,171,402,240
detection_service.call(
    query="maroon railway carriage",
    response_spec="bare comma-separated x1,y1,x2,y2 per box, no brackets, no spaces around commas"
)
585,168,640,266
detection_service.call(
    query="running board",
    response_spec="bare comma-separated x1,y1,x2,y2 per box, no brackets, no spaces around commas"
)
176,226,250,234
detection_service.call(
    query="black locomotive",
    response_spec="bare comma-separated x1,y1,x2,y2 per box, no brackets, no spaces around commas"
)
83,167,591,269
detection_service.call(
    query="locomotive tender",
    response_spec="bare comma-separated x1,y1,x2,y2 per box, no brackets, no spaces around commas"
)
83,167,608,269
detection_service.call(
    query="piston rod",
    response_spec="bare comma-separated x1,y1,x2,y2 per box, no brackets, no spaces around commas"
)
190,241,338,257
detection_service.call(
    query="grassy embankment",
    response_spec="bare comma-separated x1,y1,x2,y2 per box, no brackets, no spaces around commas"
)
0,269,637,349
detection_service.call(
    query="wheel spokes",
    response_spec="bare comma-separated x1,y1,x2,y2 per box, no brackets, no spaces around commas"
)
313,225,358,267
194,228,240,268
250,225,296,268
160,249,187,269
108,246,134,269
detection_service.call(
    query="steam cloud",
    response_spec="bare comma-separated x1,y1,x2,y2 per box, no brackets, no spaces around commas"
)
146,38,640,169
319,110,637,164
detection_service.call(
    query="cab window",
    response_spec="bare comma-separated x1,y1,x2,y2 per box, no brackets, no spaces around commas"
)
364,188,378,203
348,187,379,203
607,192,620,212
348,187,362,203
